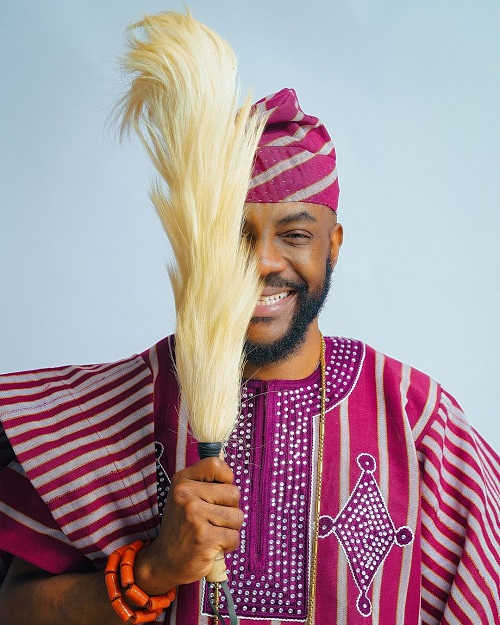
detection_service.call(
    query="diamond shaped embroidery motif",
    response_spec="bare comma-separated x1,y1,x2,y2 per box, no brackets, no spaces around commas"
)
319,453,413,617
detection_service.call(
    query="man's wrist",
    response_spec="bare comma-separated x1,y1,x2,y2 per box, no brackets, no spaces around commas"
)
133,542,178,596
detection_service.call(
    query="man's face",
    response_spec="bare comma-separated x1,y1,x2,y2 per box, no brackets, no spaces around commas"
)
243,202,343,366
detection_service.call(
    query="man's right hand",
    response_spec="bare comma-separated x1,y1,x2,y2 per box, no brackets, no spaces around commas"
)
134,456,243,593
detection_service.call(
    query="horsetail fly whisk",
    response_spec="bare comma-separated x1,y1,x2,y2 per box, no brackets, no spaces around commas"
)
116,10,266,624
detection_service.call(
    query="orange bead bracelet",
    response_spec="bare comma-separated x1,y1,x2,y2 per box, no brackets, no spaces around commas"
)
105,540,176,623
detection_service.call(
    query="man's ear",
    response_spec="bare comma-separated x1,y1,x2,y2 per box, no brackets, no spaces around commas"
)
330,222,343,267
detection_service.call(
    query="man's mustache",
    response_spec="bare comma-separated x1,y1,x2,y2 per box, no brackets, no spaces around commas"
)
263,276,307,292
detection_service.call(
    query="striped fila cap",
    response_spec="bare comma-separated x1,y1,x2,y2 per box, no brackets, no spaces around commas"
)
247,88,339,212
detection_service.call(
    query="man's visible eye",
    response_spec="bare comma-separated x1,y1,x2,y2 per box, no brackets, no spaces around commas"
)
282,230,312,241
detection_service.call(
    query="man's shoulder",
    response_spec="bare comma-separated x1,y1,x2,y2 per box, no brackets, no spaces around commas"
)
331,336,438,387
325,335,443,438
0,351,150,393
0,342,167,428
0,336,177,388
140,335,175,371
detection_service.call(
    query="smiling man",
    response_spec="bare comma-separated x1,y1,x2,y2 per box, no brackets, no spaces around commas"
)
0,88,499,625
243,201,340,379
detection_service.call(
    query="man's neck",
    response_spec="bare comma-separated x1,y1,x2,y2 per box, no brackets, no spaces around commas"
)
243,324,323,381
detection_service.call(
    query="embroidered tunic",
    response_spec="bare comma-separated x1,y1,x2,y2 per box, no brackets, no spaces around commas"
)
0,336,499,624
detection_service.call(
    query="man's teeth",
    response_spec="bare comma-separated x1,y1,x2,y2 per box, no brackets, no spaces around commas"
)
258,291,289,306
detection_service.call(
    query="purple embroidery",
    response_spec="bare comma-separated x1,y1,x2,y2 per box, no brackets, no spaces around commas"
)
318,515,335,538
199,338,365,620
203,383,315,620
326,453,414,617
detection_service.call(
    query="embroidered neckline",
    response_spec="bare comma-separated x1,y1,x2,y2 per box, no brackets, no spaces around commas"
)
244,336,364,411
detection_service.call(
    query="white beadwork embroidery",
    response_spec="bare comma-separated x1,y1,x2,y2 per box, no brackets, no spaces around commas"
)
320,453,414,617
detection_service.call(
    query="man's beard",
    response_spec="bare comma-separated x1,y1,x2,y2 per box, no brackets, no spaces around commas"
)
244,259,333,368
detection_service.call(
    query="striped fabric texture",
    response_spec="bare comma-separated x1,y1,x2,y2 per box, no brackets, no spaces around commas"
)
0,355,160,568
0,336,499,624
246,88,340,212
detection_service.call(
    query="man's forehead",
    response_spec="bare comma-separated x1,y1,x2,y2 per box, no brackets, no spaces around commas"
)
244,201,335,225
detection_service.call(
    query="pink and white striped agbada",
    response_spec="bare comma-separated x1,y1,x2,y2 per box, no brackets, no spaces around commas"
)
1,335,499,624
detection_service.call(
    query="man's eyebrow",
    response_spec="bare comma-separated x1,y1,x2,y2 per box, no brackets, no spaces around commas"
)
276,211,317,226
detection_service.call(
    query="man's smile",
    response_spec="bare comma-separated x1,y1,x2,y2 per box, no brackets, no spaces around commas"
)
258,290,289,306
252,289,296,318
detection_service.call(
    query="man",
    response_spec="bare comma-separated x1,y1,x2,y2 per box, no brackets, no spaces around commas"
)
0,88,499,625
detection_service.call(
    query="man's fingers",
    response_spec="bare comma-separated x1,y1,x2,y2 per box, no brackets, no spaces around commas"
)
171,459,241,508
179,457,234,484
150,458,244,588
179,494,243,530
196,524,242,555
207,503,245,530
215,527,241,554
171,479,240,508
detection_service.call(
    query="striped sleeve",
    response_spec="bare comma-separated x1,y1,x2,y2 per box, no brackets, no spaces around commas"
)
0,351,158,574
417,389,500,624
0,461,91,579
0,419,93,583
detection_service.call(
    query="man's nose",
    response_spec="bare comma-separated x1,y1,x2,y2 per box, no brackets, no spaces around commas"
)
253,237,287,277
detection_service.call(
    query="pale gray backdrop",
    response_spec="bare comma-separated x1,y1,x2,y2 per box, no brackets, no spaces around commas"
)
1,0,499,449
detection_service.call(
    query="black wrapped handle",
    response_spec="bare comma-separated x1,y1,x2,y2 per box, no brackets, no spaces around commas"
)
198,441,222,459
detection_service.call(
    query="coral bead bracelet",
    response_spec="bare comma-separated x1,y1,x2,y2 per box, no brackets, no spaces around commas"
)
105,540,176,623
